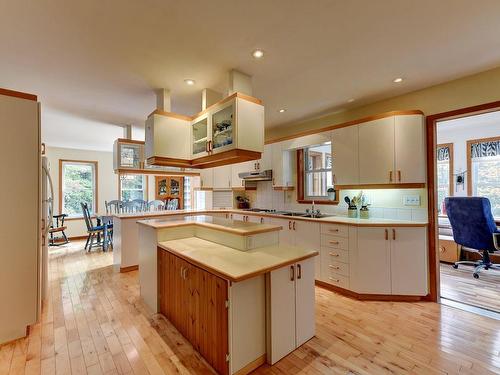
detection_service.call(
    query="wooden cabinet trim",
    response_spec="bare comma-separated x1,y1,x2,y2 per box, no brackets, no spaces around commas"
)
0,87,37,101
265,110,424,145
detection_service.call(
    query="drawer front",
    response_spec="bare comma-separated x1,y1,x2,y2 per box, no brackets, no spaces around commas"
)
321,223,349,238
321,247,349,264
326,261,349,277
438,239,458,263
325,273,349,289
320,234,348,250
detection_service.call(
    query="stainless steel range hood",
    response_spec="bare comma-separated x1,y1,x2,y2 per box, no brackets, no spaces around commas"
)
238,169,273,181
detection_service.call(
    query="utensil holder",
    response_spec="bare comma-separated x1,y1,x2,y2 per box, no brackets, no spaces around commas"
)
347,207,358,218
359,208,370,219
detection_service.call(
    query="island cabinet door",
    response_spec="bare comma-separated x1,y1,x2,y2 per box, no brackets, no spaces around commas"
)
197,268,229,375
295,258,315,347
267,265,296,365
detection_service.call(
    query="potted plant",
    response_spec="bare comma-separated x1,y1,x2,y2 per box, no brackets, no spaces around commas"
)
327,187,336,201
235,196,250,209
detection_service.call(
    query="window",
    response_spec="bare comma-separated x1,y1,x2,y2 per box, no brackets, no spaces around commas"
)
60,160,97,218
297,142,335,202
468,136,500,216
120,174,147,201
184,177,192,209
436,143,453,214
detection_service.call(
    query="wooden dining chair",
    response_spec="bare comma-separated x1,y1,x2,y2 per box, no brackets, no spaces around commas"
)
81,203,108,252
105,200,122,214
132,199,147,212
148,200,165,211
49,214,69,246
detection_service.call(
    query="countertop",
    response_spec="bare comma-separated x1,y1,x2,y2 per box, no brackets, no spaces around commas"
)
137,215,282,236
158,237,318,282
114,208,427,227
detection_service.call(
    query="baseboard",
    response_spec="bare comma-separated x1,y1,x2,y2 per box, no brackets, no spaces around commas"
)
69,235,88,241
315,280,426,302
233,354,266,375
120,265,139,273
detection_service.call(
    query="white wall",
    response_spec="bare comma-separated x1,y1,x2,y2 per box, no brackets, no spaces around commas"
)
437,111,500,197
45,146,119,237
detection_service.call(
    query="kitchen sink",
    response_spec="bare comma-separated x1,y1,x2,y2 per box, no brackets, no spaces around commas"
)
280,212,334,218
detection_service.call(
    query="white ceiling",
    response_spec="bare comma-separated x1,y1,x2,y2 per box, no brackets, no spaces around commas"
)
2,0,500,137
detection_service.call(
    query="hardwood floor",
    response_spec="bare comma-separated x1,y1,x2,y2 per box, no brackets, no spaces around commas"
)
1,241,500,375
440,262,500,313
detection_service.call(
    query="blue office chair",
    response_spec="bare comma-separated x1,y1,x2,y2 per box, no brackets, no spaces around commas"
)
445,197,500,279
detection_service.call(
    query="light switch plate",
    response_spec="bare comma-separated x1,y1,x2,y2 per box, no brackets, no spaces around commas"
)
403,195,421,206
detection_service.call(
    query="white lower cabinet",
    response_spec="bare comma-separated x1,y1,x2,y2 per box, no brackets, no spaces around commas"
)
271,219,321,279
267,257,315,365
351,226,428,296
390,227,428,295
351,227,392,294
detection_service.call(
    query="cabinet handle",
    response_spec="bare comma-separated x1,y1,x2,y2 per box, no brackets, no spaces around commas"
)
329,252,340,257
241,180,244,186
392,229,396,240
389,171,393,182
397,170,401,182
333,174,337,184
272,178,275,186
260,217,264,223
329,228,339,233
385,229,388,240
288,221,292,230
329,265,340,270
205,141,209,153
183,268,188,279
290,265,295,281
293,221,296,230
329,241,339,245
297,264,302,279
329,277,340,283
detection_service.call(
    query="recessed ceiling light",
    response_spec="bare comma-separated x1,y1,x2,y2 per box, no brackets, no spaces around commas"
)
347,98,355,103
393,77,403,83
252,49,264,59
184,79,195,85
278,108,286,113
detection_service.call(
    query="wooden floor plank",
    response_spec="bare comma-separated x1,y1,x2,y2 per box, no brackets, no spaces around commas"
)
1,241,500,375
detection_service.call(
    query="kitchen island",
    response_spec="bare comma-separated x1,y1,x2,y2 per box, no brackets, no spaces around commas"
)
137,215,318,375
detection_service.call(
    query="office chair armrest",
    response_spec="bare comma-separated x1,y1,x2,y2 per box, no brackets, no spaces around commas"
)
494,232,500,251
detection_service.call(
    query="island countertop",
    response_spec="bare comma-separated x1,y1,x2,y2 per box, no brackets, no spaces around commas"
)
158,237,318,282
137,215,282,236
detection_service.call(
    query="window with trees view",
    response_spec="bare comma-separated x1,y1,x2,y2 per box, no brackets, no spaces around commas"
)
436,144,453,214
120,174,147,201
60,160,97,217
304,142,333,200
468,137,500,217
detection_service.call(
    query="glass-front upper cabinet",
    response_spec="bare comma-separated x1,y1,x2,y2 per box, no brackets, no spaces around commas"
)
211,101,234,152
192,116,208,156
113,139,144,170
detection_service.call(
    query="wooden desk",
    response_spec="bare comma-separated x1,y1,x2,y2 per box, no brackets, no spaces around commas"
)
438,235,459,263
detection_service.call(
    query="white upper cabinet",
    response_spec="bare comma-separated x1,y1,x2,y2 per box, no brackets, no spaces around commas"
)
199,168,213,189
113,139,144,170
212,165,232,189
145,113,191,164
258,144,273,171
332,125,359,185
271,142,294,188
394,115,426,183
191,95,264,158
231,160,253,188
358,117,395,184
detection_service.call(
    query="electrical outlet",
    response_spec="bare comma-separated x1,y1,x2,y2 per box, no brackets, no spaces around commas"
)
403,195,421,206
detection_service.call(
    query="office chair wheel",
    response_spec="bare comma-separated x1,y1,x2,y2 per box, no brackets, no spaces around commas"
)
473,273,479,279
452,264,458,269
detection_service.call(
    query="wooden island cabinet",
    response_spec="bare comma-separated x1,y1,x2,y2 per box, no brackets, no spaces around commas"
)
138,216,318,375
158,249,229,375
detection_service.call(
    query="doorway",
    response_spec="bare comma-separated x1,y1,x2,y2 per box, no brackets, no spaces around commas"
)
429,107,500,313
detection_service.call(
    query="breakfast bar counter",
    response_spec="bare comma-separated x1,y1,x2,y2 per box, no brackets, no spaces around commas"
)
137,215,318,375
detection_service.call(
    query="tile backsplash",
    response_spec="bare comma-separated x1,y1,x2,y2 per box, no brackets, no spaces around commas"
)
251,181,428,221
